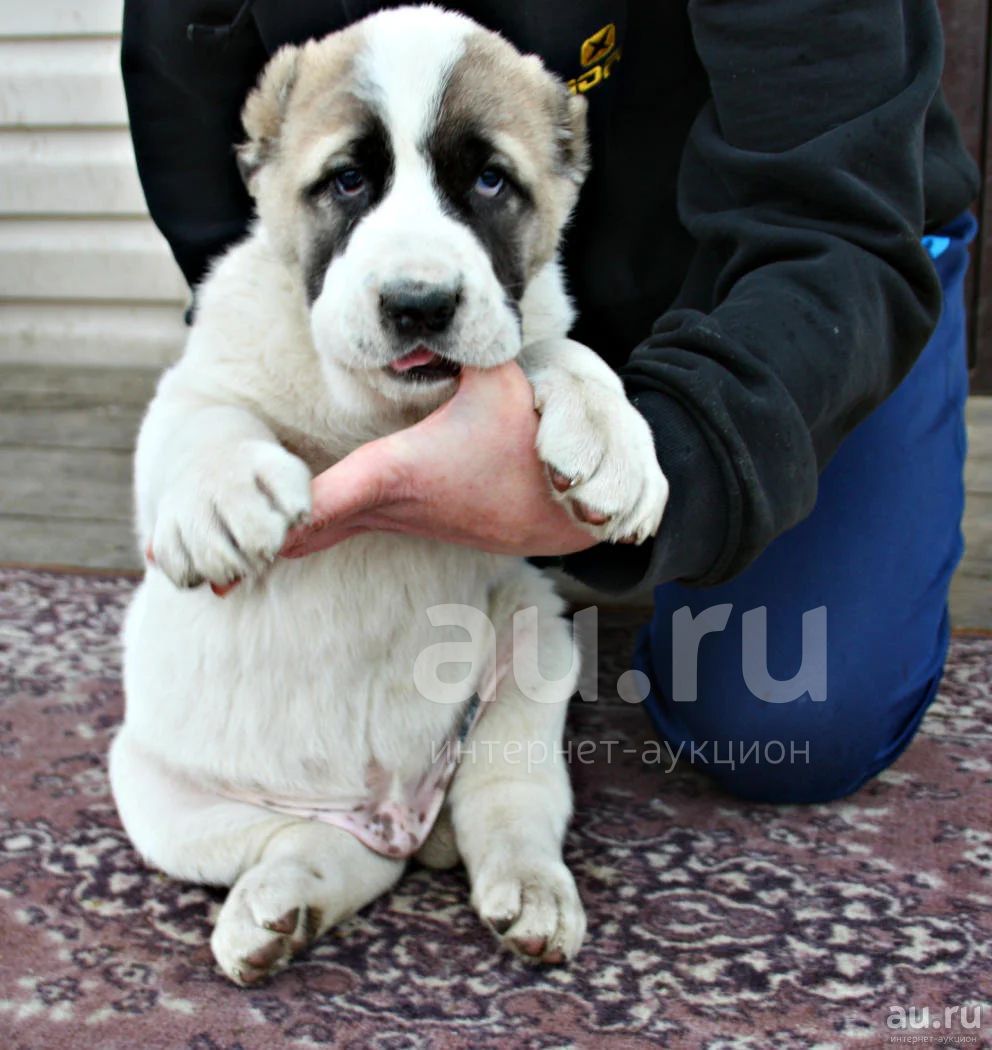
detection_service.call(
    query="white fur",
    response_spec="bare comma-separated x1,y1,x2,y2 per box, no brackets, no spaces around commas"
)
111,7,668,986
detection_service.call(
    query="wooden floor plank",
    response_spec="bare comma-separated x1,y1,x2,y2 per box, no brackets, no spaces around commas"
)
0,515,140,571
0,364,159,409
0,405,143,451
965,456,992,494
961,493,992,574
966,394,992,426
949,571,992,631
0,446,132,521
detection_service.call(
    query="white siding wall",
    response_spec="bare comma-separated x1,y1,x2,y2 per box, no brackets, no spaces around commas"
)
0,0,188,367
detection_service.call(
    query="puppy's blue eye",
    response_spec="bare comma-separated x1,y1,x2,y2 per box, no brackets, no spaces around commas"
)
334,168,365,196
475,168,505,198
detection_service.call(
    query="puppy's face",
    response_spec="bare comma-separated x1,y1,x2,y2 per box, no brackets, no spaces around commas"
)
238,6,588,407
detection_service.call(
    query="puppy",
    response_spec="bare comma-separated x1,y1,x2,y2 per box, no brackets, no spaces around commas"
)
110,4,667,985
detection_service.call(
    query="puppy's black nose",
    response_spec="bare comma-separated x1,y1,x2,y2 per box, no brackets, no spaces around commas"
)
380,281,460,337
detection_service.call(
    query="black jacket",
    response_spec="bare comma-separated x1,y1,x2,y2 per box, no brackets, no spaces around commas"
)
121,0,980,593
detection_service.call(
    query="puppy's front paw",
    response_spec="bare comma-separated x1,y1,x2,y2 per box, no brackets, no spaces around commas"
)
211,858,325,986
148,440,312,589
472,857,586,964
531,355,668,546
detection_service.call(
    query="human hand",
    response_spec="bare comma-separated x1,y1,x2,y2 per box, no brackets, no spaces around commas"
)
279,361,600,561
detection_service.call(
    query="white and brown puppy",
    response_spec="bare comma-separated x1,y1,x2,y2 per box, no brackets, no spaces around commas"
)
110,5,667,985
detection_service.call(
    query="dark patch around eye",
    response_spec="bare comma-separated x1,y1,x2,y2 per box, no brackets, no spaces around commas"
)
425,115,533,303
302,115,394,304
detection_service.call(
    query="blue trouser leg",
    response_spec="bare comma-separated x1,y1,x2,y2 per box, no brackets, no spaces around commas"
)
634,213,977,804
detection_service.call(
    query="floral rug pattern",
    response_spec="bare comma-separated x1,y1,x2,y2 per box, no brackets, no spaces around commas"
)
1,568,990,1049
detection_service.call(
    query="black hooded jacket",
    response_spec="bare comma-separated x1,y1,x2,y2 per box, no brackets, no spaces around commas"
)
121,0,980,593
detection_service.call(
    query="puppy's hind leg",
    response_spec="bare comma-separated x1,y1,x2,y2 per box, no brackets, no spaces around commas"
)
109,731,405,985
448,604,586,965
211,820,404,985
109,729,294,887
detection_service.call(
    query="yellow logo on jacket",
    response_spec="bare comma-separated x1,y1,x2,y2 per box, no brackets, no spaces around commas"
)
569,23,621,94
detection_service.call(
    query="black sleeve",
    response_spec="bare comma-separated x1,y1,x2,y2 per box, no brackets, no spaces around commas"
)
121,0,269,289
563,0,977,595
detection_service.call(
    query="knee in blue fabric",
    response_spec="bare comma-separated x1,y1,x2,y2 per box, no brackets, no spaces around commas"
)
634,605,948,805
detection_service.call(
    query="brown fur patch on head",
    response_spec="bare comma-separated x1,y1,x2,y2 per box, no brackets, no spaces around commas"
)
238,44,301,185
445,34,589,182
438,31,589,271
274,31,371,167
237,27,369,264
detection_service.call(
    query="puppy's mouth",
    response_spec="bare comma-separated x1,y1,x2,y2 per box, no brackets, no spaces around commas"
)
386,345,462,383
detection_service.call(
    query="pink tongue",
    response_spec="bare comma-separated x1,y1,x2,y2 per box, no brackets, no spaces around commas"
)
389,347,439,373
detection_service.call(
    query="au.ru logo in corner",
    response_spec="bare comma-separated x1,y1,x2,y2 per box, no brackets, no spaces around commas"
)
570,23,621,94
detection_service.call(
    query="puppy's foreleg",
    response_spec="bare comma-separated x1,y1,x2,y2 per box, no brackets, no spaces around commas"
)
448,613,585,963
519,337,669,546
135,366,312,588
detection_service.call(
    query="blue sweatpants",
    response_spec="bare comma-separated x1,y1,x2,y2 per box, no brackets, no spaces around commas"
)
634,213,977,804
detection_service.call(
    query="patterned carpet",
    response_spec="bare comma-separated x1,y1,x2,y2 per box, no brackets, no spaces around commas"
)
1,567,991,1050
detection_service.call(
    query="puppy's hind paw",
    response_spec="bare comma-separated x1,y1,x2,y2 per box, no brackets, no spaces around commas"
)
211,858,325,986
472,858,586,965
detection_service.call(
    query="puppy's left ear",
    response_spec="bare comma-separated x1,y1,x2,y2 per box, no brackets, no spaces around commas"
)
554,87,589,186
236,44,301,190
522,55,590,188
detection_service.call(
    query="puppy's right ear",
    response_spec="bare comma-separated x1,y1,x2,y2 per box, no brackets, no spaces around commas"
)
236,45,300,190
